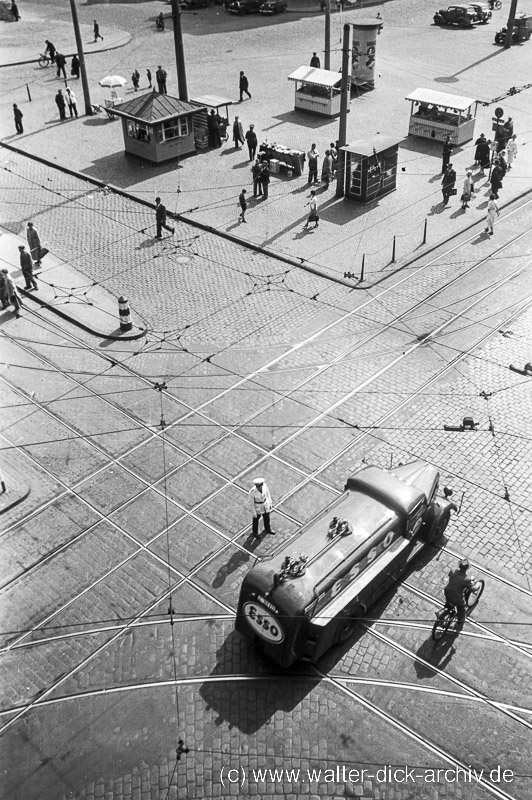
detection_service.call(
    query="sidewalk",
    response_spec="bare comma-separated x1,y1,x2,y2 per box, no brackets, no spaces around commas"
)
0,9,131,67
0,230,145,339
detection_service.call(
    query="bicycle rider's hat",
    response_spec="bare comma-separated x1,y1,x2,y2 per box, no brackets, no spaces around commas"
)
253,477,265,485
459,558,470,570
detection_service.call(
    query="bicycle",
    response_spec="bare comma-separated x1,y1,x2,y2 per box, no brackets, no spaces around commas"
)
488,0,502,9
38,53,51,68
432,579,485,641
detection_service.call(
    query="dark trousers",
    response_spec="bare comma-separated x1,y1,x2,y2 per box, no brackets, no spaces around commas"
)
442,186,453,204
57,65,66,79
240,88,251,101
248,144,256,160
58,107,66,120
22,270,37,290
15,120,23,134
442,152,451,173
308,159,318,183
253,177,262,197
156,220,173,237
9,292,22,311
68,103,78,118
261,180,269,199
252,512,271,537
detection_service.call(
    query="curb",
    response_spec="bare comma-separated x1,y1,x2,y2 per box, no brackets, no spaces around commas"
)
0,34,132,70
0,484,30,514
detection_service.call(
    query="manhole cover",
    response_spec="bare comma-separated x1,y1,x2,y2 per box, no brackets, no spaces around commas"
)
175,256,192,264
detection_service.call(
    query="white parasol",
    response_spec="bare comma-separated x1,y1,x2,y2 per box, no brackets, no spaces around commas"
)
98,75,127,89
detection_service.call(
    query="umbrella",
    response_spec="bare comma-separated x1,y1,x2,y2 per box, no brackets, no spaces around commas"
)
99,75,127,89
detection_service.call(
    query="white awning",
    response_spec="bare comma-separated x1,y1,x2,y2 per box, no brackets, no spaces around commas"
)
190,94,233,108
288,66,342,88
405,88,476,112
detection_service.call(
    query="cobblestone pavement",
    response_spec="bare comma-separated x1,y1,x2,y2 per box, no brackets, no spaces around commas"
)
1,2,532,800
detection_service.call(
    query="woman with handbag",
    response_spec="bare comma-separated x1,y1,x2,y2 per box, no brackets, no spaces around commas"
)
303,191,319,229
26,222,42,267
461,171,474,210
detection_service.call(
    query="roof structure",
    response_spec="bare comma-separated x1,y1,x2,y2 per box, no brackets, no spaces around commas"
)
190,94,233,109
288,66,342,88
340,135,404,157
111,91,203,122
405,88,477,112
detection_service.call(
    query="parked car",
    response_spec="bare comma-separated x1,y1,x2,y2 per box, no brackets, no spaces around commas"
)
227,0,262,13
259,0,287,13
181,0,210,7
433,5,479,25
468,3,492,22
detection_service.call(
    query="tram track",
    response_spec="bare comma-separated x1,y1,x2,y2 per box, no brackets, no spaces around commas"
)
1,217,531,749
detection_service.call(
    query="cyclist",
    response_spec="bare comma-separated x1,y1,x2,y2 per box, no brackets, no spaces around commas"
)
444,558,475,628
44,40,56,63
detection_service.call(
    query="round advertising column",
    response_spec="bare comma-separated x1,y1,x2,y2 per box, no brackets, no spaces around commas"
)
351,18,383,90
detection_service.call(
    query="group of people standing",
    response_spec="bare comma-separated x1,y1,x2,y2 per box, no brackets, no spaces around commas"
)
307,143,338,188
0,223,44,317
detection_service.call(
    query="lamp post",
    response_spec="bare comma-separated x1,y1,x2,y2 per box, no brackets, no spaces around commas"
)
324,0,331,70
69,0,92,115
335,24,351,198
171,0,188,101
504,0,519,48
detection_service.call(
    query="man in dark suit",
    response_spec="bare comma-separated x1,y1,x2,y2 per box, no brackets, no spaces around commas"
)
155,197,175,238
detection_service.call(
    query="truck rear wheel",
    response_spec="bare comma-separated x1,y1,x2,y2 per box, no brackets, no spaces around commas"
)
336,605,365,643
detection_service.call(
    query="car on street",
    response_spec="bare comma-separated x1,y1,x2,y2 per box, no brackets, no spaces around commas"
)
468,3,492,22
433,5,481,26
259,0,287,13
227,0,262,13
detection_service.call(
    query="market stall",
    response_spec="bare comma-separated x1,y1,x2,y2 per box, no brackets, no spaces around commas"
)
287,66,344,117
190,93,233,147
406,88,478,146
258,141,306,176
339,135,403,203
110,91,208,164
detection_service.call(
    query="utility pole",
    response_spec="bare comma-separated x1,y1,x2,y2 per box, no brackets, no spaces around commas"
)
335,23,351,198
171,0,188,101
324,0,331,70
69,0,92,115
504,0,519,48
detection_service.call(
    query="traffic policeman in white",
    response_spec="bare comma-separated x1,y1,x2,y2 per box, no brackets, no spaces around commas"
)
249,477,275,540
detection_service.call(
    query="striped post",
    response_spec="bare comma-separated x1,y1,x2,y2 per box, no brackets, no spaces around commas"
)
118,295,132,332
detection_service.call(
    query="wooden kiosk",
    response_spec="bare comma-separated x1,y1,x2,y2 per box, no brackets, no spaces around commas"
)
339,135,403,203
287,66,344,117
111,91,208,164
406,88,478,146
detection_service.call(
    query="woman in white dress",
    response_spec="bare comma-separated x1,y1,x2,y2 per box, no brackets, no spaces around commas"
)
485,193,499,235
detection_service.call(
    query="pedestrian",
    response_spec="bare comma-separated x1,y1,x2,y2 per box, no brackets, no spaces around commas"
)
146,68,152,88
232,115,244,149
154,196,175,239
1,269,22,317
473,133,486,166
441,135,453,173
207,109,222,148
238,188,247,223
71,54,80,79
65,87,78,118
307,143,319,184
156,66,167,94
55,52,67,79
503,117,513,144
506,135,517,170
476,137,491,176
13,104,23,134
460,171,474,210
259,159,270,199
249,477,274,540
303,190,319,229
55,89,66,120
26,222,42,266
18,246,38,291
441,163,456,205
45,40,56,63
0,269,10,309
321,149,333,187
310,52,320,68
245,124,257,161
93,19,103,42
329,141,338,169
156,12,165,31
252,157,262,197
490,160,503,199
498,151,507,177
239,71,251,102
11,1,20,21
131,70,140,91
485,193,499,235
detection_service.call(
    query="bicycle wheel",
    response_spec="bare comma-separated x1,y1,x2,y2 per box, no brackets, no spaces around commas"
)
465,579,485,608
494,0,502,9
38,55,49,68
432,608,453,641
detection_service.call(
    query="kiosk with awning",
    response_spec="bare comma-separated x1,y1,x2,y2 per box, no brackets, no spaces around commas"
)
190,93,233,146
110,91,208,164
287,66,344,117
406,88,478,146
340,135,403,203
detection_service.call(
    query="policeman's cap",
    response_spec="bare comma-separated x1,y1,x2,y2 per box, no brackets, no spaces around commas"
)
253,477,265,485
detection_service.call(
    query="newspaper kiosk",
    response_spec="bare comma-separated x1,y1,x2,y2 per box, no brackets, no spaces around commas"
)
406,88,478,146
340,135,402,203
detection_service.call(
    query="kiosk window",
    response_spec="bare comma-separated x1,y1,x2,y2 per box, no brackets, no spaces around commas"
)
162,118,188,141
127,121,151,143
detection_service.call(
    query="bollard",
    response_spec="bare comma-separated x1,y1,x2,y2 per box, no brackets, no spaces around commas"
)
118,295,133,332
360,253,365,282
422,218,427,245
391,235,396,263
26,84,32,102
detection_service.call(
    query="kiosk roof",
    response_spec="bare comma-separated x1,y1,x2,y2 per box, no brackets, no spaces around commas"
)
288,66,342,88
405,88,476,112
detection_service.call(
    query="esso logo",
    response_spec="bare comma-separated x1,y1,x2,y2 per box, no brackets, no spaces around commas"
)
243,602,284,643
